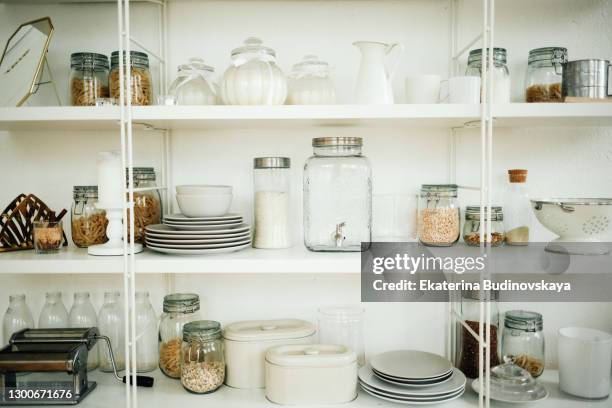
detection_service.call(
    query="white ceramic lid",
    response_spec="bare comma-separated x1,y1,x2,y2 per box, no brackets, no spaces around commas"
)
222,319,315,342
266,344,356,368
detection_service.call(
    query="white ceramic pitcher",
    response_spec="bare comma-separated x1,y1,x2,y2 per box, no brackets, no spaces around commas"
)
353,41,404,104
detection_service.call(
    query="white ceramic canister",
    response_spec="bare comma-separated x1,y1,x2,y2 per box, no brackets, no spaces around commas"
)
221,37,287,105
223,319,315,389
265,344,358,405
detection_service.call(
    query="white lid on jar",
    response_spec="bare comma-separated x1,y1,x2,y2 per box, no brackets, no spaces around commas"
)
266,344,356,368
223,318,315,342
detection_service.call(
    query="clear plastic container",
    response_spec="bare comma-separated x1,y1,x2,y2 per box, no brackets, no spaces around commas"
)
418,185,460,247
110,51,152,106
98,292,125,372
169,58,216,105
2,294,34,346
38,291,68,329
318,305,365,366
287,55,335,105
128,168,162,244
304,137,371,251
180,320,225,394
525,47,567,103
463,206,505,247
72,186,108,248
502,310,545,378
466,48,511,103
70,52,109,106
68,292,99,371
253,157,291,249
503,170,531,245
135,291,159,373
159,293,201,378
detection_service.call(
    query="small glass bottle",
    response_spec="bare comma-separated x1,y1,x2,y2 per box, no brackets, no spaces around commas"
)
466,48,511,103
502,310,545,378
135,291,159,373
525,47,567,102
253,157,291,249
98,291,125,372
418,185,460,247
38,291,69,329
463,206,505,247
128,168,162,244
69,292,99,371
159,293,201,378
72,186,108,248
503,169,531,246
70,52,109,106
2,294,34,345
180,320,225,394
318,305,365,367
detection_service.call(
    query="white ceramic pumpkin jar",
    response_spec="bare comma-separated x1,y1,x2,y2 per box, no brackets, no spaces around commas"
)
221,37,287,105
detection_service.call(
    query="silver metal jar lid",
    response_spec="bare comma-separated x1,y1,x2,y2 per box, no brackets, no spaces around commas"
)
421,184,459,198
504,310,543,332
528,47,567,65
254,157,291,169
73,186,98,199
468,47,507,66
163,293,200,314
312,137,363,147
462,289,499,301
465,205,504,221
126,167,156,182
183,320,222,342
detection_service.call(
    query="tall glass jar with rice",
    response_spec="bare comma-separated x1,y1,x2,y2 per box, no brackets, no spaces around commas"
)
418,184,460,247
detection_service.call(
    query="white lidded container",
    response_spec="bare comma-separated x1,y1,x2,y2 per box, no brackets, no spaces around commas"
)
223,319,315,389
265,344,358,405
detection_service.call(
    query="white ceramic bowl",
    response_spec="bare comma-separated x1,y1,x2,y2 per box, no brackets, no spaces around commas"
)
176,185,233,195
176,193,233,217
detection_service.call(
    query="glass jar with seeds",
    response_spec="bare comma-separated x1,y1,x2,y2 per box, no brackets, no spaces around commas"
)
463,206,505,247
180,320,225,394
417,184,460,247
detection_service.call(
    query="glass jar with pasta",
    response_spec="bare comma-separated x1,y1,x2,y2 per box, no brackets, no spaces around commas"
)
70,53,110,106
127,167,162,244
109,51,152,106
71,186,108,248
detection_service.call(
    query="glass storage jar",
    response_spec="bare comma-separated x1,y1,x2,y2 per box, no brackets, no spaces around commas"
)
221,37,287,105
418,185,460,247
72,186,108,248
180,320,225,394
287,55,335,105
168,58,216,105
135,291,159,373
466,48,511,103
318,305,365,367
457,290,500,379
502,310,545,378
525,47,567,103
253,157,291,249
98,291,125,372
304,137,372,252
110,51,152,106
70,52,109,106
128,168,162,244
503,170,530,245
463,206,505,247
2,294,34,346
159,293,201,378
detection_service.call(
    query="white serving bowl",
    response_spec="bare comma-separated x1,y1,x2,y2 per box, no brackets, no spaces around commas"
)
176,185,233,195
176,193,233,217
531,198,612,254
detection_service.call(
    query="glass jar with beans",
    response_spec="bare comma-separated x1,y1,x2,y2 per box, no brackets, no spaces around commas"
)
418,185,460,247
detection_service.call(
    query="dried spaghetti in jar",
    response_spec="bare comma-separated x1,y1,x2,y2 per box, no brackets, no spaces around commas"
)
109,51,152,106
127,167,162,244
71,186,108,247
70,53,110,106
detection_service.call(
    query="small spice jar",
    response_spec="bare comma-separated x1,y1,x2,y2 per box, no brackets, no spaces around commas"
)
457,289,500,379
181,320,225,394
159,293,201,378
463,206,505,247
70,52,109,106
71,186,108,248
525,47,567,103
418,184,460,247
128,167,162,244
502,310,545,378
287,55,336,105
109,51,152,106
466,48,511,103
253,157,291,249
33,220,63,254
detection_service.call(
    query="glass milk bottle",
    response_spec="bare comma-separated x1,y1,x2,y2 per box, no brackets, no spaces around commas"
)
98,291,125,372
2,294,34,346
503,169,531,245
38,291,69,328
253,157,291,249
69,292,99,370
135,291,159,373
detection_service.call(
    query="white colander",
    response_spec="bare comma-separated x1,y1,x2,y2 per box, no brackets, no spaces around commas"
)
531,198,612,255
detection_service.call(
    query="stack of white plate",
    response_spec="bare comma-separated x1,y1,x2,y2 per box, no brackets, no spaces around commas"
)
144,214,251,254
359,350,466,405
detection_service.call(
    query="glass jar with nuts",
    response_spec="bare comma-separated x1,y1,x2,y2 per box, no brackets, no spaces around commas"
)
180,320,225,394
463,206,505,247
502,310,545,378
418,185,460,247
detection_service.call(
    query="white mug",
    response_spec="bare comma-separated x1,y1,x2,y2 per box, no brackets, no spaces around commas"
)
441,76,481,104
405,75,441,104
558,327,612,399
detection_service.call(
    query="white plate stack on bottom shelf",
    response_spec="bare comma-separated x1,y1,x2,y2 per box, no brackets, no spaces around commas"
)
358,350,466,405
144,214,251,254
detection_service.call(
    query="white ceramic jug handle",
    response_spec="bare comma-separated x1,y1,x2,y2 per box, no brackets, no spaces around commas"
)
385,43,405,81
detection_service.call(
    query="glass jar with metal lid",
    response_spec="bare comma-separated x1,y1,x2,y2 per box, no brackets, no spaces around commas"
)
180,320,225,394
501,310,544,378
127,167,162,244
304,137,371,252
159,293,201,378
466,48,511,103
109,50,152,105
418,185,460,247
287,55,336,105
525,47,567,102
253,157,291,249
463,205,505,247
169,57,216,105
71,186,108,248
70,53,109,106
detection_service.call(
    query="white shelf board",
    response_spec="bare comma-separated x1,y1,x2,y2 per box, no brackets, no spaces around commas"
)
0,107,120,131
0,246,360,274
494,102,612,127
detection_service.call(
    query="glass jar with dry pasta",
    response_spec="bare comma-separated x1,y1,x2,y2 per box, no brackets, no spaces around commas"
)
181,320,225,394
418,184,460,247
70,53,109,106
127,167,162,244
71,186,108,248
109,50,152,106
159,293,201,379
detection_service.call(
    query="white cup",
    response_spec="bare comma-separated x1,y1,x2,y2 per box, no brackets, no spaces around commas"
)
441,76,481,104
558,327,612,399
405,75,441,103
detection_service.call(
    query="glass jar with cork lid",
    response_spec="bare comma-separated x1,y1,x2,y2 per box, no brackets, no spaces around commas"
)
503,169,530,245
418,185,460,247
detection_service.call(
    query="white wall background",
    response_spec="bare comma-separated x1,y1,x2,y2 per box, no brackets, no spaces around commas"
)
1,0,611,370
